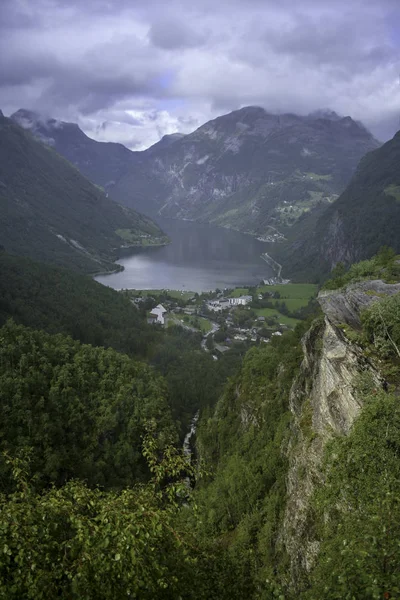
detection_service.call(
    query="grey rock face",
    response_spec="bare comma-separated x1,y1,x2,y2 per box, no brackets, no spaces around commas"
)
318,280,400,328
281,280,392,590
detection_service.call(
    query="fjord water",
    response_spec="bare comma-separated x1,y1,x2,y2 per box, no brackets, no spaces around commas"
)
95,218,273,292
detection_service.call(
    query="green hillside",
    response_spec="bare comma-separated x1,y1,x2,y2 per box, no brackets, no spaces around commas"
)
0,251,160,358
275,130,400,281
0,114,167,273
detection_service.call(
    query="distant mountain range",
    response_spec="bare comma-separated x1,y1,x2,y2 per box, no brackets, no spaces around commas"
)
11,109,136,189
11,107,380,237
0,113,167,274
111,107,381,237
12,105,397,283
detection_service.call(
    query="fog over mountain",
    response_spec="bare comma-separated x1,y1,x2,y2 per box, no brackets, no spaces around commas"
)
0,0,399,149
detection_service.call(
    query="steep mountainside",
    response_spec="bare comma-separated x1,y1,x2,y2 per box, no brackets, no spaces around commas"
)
0,114,167,273
276,129,400,281
112,106,380,235
11,109,136,188
195,252,400,597
0,251,161,358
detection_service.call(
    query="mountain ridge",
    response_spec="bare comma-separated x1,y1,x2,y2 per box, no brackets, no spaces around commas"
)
11,108,136,188
110,105,380,234
274,128,400,281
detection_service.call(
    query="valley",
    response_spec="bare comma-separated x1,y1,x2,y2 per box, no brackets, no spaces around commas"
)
2,91,400,600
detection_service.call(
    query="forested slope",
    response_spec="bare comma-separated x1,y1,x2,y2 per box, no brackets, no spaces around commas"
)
0,251,160,358
0,321,174,492
275,129,400,281
0,113,166,273
2,248,400,597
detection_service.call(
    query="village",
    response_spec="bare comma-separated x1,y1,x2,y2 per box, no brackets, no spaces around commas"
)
122,281,318,358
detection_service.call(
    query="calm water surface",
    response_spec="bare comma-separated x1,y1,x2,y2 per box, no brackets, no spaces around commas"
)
95,218,273,292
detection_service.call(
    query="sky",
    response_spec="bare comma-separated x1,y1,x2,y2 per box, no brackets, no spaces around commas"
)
0,0,399,149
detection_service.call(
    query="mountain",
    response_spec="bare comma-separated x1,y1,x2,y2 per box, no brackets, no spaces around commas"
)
0,113,167,274
276,129,400,281
144,132,186,156
11,108,136,188
111,106,380,235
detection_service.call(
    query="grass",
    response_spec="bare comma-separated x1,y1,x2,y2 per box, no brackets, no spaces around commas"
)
270,298,309,311
228,283,317,328
169,314,212,333
254,308,300,328
257,283,318,299
304,172,332,181
230,288,250,297
231,283,317,303
194,317,213,333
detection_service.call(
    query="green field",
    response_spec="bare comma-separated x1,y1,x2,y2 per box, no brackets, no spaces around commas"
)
169,314,212,333
254,308,300,328
257,283,318,299
230,283,317,301
230,288,250,297
229,283,317,328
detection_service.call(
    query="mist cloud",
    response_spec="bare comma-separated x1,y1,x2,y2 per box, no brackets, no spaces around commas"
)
0,0,399,148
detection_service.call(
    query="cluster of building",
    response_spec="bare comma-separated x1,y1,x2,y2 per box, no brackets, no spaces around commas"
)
206,295,252,312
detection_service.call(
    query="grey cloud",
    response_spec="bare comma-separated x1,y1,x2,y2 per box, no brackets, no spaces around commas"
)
0,0,398,148
149,16,207,50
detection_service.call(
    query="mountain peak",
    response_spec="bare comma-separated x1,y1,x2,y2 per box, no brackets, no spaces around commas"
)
308,109,342,121
10,108,135,187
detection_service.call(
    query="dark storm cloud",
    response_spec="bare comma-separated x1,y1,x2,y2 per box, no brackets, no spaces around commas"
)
0,0,398,148
149,16,207,50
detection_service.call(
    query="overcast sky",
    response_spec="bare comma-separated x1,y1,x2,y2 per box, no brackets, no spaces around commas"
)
0,0,399,149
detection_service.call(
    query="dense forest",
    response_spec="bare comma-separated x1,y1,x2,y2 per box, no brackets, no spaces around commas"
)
2,250,400,597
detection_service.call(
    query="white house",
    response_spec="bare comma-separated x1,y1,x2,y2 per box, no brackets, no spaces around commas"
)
229,295,252,306
149,304,167,325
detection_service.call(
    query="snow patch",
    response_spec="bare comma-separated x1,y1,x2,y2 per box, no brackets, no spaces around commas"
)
196,155,209,165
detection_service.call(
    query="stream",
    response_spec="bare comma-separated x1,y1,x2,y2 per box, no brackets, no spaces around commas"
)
183,411,199,488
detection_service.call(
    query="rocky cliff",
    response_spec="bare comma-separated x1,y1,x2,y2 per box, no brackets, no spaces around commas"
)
277,129,400,281
281,279,397,589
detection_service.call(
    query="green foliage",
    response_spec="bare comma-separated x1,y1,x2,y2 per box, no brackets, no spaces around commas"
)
194,323,309,588
0,434,189,600
151,327,242,440
0,114,165,273
0,252,161,359
0,321,175,492
0,431,252,600
307,391,400,599
277,130,400,282
323,248,400,290
361,291,400,360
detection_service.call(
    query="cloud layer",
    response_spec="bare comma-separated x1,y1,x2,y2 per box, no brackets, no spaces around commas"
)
0,0,399,148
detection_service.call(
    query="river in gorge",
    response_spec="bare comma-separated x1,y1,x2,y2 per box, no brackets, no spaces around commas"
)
95,218,273,292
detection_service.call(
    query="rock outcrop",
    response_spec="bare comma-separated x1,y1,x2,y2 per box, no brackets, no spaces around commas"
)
281,280,395,589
